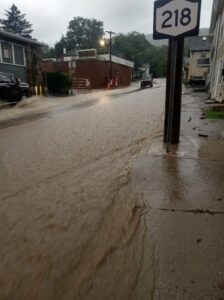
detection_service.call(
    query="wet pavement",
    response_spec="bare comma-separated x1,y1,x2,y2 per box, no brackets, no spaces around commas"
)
0,82,223,299
0,81,164,300
0,85,146,127
132,89,224,299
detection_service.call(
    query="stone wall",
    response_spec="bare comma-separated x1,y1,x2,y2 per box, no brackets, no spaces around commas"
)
25,44,43,90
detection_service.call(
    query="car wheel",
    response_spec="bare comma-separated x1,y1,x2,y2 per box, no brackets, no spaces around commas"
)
23,91,29,98
11,90,22,102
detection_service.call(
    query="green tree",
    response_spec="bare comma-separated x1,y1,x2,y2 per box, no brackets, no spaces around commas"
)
47,72,72,95
114,32,147,78
114,32,152,65
54,36,66,57
148,45,168,77
42,43,56,59
65,16,104,51
0,4,33,38
114,32,167,77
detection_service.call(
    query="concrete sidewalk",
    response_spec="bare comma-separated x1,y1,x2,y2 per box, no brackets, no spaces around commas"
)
132,89,224,299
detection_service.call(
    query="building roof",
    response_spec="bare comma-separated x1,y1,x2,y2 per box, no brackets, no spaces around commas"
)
42,54,134,68
0,29,42,46
189,36,211,52
98,54,134,68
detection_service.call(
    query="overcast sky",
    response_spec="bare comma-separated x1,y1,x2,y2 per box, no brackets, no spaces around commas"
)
0,0,213,46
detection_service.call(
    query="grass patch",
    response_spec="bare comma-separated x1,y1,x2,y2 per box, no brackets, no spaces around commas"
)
205,110,224,119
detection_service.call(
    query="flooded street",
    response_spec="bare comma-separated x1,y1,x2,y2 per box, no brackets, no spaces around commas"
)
1,81,224,299
0,82,165,299
0,0,222,297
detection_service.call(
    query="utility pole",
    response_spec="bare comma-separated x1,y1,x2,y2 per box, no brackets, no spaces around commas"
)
106,30,116,86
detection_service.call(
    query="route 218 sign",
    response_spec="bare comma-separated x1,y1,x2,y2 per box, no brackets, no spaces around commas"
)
153,0,201,39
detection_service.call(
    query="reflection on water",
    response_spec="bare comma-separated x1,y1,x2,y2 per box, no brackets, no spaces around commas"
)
98,95,111,105
163,155,184,203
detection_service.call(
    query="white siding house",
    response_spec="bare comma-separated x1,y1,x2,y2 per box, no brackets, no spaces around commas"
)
209,0,224,102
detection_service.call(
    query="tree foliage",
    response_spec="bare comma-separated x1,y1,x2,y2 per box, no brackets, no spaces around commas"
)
47,72,72,95
54,36,67,57
44,17,104,58
42,44,56,59
65,16,104,51
0,4,33,38
114,32,151,61
43,22,167,77
114,32,168,77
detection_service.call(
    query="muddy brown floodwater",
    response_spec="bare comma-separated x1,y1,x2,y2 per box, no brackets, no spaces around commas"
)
0,82,165,299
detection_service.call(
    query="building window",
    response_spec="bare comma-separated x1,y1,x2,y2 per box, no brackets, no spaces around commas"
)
0,42,25,66
197,58,210,65
1,42,13,64
14,44,24,65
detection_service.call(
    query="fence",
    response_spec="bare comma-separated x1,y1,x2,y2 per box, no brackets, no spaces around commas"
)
72,78,91,91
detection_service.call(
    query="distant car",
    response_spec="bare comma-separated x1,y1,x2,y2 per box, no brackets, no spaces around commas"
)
188,76,206,87
0,72,30,102
141,74,153,89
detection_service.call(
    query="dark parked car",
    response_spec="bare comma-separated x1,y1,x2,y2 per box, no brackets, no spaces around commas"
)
188,76,206,87
0,72,29,102
140,74,153,89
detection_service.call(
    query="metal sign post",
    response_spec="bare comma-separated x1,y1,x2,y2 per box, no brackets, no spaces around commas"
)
153,0,201,152
164,38,184,146
166,38,178,152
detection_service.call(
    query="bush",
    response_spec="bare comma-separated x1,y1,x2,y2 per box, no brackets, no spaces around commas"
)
205,109,224,119
47,72,72,95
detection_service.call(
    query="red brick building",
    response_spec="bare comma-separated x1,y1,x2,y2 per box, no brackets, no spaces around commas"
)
42,50,134,89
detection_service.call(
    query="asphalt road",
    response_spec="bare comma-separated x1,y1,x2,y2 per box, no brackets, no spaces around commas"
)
0,81,165,300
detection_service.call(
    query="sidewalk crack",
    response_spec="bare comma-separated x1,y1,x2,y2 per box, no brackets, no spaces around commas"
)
157,208,224,215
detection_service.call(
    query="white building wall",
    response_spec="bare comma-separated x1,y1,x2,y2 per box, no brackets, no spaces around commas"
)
209,1,224,102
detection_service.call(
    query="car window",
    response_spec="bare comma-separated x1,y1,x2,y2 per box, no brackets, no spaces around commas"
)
0,74,13,83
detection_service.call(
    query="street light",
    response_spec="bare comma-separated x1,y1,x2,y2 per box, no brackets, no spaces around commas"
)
99,38,106,47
